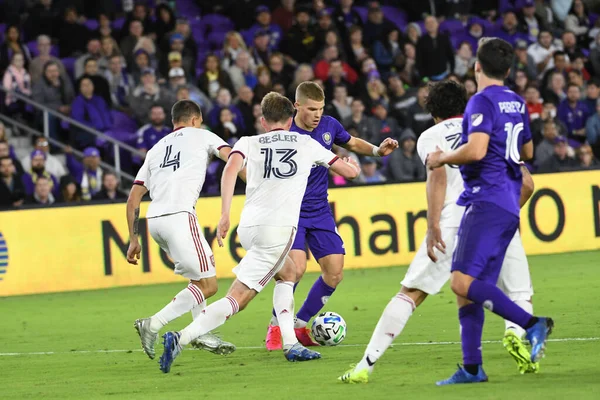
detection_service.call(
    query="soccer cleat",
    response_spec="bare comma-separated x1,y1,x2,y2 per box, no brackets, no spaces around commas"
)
284,342,321,362
436,364,488,386
526,317,554,363
503,330,539,374
265,324,283,351
294,326,320,347
190,332,236,355
338,365,369,384
134,318,158,359
159,331,182,373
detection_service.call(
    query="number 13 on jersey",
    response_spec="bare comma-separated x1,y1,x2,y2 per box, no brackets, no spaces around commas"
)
261,148,298,178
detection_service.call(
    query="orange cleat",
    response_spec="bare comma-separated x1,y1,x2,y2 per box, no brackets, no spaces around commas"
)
294,326,320,347
265,324,282,351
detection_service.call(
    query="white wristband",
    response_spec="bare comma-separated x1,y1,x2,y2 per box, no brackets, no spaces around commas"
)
372,146,381,157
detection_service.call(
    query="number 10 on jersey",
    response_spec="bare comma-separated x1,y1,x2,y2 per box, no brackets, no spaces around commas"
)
504,122,523,164
261,148,298,179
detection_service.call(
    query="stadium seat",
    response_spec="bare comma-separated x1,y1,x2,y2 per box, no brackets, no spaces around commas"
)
61,57,76,80
112,17,125,31
110,110,138,133
440,19,465,35
354,7,368,23
207,31,227,51
381,6,407,30
84,19,99,31
202,14,235,33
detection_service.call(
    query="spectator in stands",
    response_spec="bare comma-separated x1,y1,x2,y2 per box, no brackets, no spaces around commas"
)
120,19,144,68
370,101,401,143
268,52,292,89
25,0,60,40
531,100,568,145
416,16,455,81
25,175,56,206
105,54,133,110
510,39,537,81
363,2,396,47
388,74,417,126
584,79,600,112
525,85,543,120
124,2,155,38
21,136,66,178
221,31,249,71
22,149,59,197
544,70,567,105
253,65,273,102
132,36,158,70
405,23,422,48
325,84,352,122
248,6,283,50
98,37,122,73
71,77,112,148
164,33,194,78
198,54,235,100
208,87,245,132
56,7,89,58
562,30,583,60
372,27,402,76
159,18,197,65
252,102,266,134
92,171,126,201
0,156,25,208
534,120,562,167
282,8,318,65
272,0,295,34
154,3,177,45
164,52,189,81
128,68,175,126
228,50,258,92
565,0,590,47
131,49,151,86
58,175,81,204
575,143,600,170
569,54,591,81
0,139,23,176
364,75,388,111
235,85,256,135
166,67,212,115
453,41,476,79
464,77,477,99
287,63,313,99
527,30,560,79
495,11,529,46
519,0,547,42
29,35,67,85
332,0,362,47
454,19,484,53
76,58,112,107
407,84,434,137
343,98,378,141
136,105,170,155
0,24,31,75
2,53,32,117
590,32,600,76
324,58,355,99
315,9,338,49
75,38,102,79
65,146,103,201
316,29,346,63
213,107,242,143
585,98,600,156
386,128,425,183
314,46,358,84
96,13,114,40
513,69,530,97
558,83,591,147
538,136,578,173
357,157,386,184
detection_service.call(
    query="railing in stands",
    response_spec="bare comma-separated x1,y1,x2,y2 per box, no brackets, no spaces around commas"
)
0,87,144,185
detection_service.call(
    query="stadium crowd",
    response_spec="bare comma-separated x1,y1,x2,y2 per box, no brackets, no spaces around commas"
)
1,0,600,210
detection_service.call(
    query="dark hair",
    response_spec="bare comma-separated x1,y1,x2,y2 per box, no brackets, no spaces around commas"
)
0,155,12,164
425,80,467,120
171,100,202,124
553,50,566,59
84,57,97,67
261,92,294,123
567,82,581,90
476,37,514,80
538,29,552,39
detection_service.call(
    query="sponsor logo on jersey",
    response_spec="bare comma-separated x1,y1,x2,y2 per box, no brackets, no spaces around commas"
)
322,132,332,145
321,296,330,305
0,232,7,282
471,113,483,126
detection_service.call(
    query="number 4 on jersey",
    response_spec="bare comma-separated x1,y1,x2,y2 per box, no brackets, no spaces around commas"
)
160,145,181,171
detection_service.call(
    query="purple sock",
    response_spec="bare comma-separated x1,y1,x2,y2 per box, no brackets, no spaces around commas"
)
272,283,298,318
467,279,532,328
296,276,335,323
459,303,484,365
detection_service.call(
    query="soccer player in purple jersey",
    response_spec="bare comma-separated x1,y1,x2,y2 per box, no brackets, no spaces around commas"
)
426,38,554,385
265,81,399,349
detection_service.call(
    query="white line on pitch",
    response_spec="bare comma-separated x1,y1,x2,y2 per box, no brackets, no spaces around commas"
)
0,337,597,357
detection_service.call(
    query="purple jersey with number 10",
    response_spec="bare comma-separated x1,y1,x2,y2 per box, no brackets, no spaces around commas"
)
459,85,532,217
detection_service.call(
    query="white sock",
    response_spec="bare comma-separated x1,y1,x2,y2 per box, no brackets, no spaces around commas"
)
294,318,308,329
356,292,416,374
179,296,239,346
149,283,204,333
505,299,533,339
270,315,279,326
191,301,207,320
273,281,296,348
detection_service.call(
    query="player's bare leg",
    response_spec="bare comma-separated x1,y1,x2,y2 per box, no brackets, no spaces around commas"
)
339,286,423,383
135,277,217,359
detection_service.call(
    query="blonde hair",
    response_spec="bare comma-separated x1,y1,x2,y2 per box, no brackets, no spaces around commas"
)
223,31,248,53
295,81,325,104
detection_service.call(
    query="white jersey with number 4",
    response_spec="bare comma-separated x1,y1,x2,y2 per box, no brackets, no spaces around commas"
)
416,117,465,228
231,130,338,228
134,127,229,218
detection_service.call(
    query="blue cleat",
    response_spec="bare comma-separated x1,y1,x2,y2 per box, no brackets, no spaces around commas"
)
525,317,554,363
284,342,321,362
436,364,488,386
159,331,182,373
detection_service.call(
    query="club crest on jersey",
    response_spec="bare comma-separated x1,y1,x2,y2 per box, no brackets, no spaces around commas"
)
322,132,332,145
471,113,483,127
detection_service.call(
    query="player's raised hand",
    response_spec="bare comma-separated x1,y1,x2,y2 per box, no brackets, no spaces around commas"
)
217,215,230,247
426,146,445,170
426,225,446,262
126,241,142,265
377,138,399,156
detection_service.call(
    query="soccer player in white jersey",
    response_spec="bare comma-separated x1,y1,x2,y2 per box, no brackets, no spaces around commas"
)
126,100,240,360
157,92,361,373
339,80,539,384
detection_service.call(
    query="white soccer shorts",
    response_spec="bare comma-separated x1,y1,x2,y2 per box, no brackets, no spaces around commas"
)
233,225,296,292
148,212,216,281
401,227,534,299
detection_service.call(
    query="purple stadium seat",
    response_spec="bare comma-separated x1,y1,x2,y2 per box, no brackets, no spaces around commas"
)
84,19,99,31
202,14,234,33
61,57,76,80
0,24,5,43
27,41,37,57
241,29,254,47
110,110,138,133
112,17,125,31
178,0,202,19
207,31,227,51
440,19,465,35
381,6,407,31
354,7,368,23
191,23,206,44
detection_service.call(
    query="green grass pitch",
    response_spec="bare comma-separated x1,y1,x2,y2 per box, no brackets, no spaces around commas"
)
1,251,599,399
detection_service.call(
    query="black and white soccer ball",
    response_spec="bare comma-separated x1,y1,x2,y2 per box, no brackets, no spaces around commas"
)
311,311,347,346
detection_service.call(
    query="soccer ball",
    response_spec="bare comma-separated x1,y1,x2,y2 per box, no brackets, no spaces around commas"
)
311,311,347,346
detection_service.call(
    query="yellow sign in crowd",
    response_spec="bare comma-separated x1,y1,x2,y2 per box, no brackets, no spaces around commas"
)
1,171,599,297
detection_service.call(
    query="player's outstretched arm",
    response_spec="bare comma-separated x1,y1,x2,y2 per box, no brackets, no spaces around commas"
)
217,153,244,247
425,166,447,262
126,184,148,265
341,137,399,157
519,163,534,208
427,133,490,169
329,157,361,179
